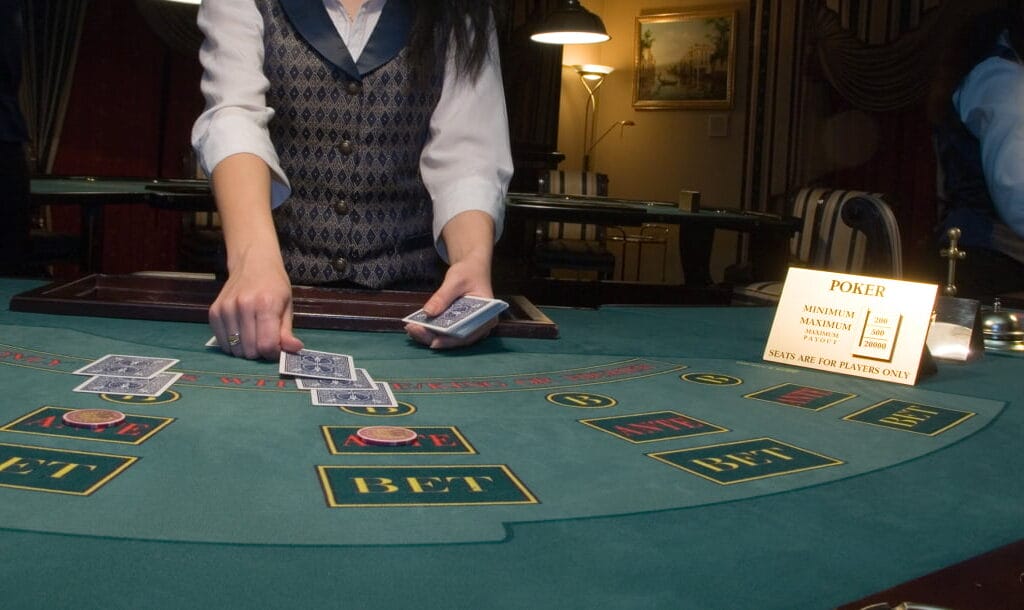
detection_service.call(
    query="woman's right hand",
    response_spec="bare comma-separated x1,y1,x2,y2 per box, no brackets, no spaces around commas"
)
206,153,303,360
208,245,303,360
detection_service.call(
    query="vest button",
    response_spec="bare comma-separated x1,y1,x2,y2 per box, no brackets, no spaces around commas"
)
337,140,353,155
330,258,349,273
345,81,362,95
333,200,349,215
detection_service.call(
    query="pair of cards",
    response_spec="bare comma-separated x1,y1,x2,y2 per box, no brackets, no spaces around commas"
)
403,296,508,339
72,354,183,397
278,348,398,408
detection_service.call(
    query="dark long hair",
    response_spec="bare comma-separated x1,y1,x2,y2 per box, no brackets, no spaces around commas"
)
407,1,505,84
927,8,1024,125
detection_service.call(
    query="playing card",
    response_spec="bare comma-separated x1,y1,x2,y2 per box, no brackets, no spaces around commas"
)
442,298,509,338
279,349,356,380
311,381,398,407
73,354,179,379
295,368,376,390
402,296,508,337
73,372,183,397
205,336,219,347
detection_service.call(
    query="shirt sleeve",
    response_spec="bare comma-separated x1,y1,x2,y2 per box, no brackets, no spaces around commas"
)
190,0,291,208
420,20,514,262
955,55,1024,239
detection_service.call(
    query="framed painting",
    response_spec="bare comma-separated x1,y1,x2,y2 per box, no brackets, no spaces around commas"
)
633,8,738,110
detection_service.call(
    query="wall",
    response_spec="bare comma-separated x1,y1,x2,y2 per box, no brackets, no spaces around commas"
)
48,0,203,275
555,0,751,283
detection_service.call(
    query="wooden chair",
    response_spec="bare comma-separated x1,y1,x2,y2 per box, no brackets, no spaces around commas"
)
532,170,618,280
25,207,82,276
178,209,226,274
607,223,671,282
732,188,903,304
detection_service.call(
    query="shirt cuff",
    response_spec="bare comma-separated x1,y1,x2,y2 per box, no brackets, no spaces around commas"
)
432,177,506,263
194,110,291,209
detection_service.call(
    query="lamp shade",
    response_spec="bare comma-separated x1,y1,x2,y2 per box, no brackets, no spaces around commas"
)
531,0,610,45
573,64,614,80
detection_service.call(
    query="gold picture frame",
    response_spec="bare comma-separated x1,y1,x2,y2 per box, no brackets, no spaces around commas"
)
633,8,738,110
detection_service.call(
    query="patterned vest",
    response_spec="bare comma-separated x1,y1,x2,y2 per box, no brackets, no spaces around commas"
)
258,0,443,288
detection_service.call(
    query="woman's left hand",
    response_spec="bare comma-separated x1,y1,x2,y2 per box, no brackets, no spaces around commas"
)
405,210,497,349
405,255,496,349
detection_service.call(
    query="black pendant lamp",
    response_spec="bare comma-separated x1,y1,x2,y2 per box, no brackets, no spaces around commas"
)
530,0,610,45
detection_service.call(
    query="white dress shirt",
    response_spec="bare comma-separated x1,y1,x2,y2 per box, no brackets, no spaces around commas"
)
953,34,1024,253
190,0,513,260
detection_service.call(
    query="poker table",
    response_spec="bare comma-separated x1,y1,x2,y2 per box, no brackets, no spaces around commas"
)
2,276,1023,609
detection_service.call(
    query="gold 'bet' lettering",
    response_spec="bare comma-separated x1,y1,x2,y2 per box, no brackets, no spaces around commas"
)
878,405,940,428
689,447,794,472
0,456,98,479
352,476,494,494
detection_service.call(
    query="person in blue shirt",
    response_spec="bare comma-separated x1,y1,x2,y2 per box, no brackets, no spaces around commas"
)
930,8,1024,301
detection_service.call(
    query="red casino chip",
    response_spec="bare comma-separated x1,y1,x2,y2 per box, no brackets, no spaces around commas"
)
62,408,127,430
356,426,418,446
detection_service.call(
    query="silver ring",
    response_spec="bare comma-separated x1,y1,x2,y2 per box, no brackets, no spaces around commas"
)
227,332,241,346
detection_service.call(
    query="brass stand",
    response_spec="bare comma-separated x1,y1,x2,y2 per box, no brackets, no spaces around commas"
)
927,228,984,361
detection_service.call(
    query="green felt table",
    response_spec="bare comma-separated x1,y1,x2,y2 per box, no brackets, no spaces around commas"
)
1,278,1022,609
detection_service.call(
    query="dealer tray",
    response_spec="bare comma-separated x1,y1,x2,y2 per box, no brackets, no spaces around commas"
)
10,273,558,339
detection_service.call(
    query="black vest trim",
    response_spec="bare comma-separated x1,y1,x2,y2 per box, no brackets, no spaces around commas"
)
279,0,359,79
357,0,414,76
279,0,414,80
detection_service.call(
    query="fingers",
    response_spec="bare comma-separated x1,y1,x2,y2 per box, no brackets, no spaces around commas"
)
404,310,499,350
404,322,437,348
428,319,497,350
254,306,282,360
209,301,244,358
420,282,460,317
420,261,492,316
209,284,299,360
405,262,498,349
210,297,261,359
405,318,496,350
279,302,305,354
239,301,261,359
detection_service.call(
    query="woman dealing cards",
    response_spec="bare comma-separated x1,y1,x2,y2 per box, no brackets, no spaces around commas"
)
191,0,512,359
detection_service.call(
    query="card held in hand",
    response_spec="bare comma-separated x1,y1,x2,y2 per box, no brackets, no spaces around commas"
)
279,349,356,381
402,296,508,337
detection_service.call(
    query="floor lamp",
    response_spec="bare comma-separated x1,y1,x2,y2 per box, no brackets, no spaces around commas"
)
573,64,613,172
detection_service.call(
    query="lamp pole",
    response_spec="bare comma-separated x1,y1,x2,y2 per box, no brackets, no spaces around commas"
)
578,75,605,171
573,65,612,171
585,120,636,169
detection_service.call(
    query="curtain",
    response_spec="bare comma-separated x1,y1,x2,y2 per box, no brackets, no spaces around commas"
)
133,0,203,58
20,0,90,174
812,0,1007,112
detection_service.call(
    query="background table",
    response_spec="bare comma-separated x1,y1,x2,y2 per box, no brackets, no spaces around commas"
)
505,192,798,285
2,277,1022,609
501,193,799,305
30,176,212,272
31,178,799,305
